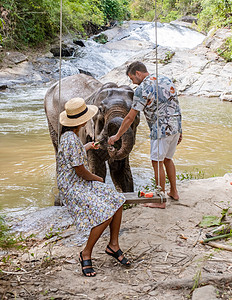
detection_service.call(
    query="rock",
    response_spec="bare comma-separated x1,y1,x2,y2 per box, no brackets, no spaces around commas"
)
78,68,93,77
192,285,218,300
0,84,7,90
100,28,232,98
204,28,232,51
142,285,152,292
73,39,85,47
180,15,198,24
4,51,28,64
0,23,231,98
220,92,232,102
50,44,75,57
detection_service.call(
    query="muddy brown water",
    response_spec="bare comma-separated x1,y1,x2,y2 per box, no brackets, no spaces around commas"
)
0,87,231,213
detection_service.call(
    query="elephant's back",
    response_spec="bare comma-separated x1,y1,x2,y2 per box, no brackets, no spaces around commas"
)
44,74,102,133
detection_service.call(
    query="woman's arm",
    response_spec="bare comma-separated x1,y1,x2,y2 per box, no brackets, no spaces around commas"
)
84,142,100,151
74,165,103,182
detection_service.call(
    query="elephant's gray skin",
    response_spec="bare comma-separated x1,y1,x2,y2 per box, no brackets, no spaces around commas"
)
44,73,102,151
44,73,140,197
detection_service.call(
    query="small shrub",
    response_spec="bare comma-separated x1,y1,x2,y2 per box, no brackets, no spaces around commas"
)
0,214,19,249
217,37,232,62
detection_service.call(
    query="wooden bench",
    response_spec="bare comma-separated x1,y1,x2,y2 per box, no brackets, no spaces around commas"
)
54,190,166,206
123,192,166,204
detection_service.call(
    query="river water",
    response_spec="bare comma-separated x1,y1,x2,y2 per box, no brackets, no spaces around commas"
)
0,87,231,214
0,21,231,214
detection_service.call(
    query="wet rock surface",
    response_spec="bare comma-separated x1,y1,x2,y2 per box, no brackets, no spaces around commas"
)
100,28,232,101
0,23,231,101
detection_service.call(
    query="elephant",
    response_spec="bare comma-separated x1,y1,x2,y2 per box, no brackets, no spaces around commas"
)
44,73,140,203
44,73,102,151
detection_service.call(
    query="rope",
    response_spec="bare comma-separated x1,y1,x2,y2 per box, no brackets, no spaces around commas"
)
154,0,162,198
57,0,63,145
53,0,63,206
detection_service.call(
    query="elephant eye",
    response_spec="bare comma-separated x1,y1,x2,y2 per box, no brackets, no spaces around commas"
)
98,106,104,114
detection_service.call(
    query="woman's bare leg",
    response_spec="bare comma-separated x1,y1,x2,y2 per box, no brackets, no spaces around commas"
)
109,206,122,249
81,217,112,275
106,206,130,264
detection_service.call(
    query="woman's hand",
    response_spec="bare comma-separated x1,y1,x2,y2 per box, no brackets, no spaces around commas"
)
84,141,100,151
75,165,104,182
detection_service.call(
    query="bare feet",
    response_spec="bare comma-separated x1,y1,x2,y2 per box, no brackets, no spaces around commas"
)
142,202,166,209
167,191,179,201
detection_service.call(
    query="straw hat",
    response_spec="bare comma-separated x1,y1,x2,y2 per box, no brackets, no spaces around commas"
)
59,97,98,127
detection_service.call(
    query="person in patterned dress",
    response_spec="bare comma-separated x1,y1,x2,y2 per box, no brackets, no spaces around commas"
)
57,97,130,277
108,61,182,208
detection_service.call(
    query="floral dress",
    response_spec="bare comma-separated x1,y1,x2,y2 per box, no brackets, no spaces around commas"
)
57,131,125,236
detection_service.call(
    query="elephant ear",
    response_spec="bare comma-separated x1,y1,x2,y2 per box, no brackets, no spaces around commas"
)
84,119,95,140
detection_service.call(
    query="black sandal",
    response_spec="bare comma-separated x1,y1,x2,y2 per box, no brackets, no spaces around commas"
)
79,251,96,277
105,245,131,266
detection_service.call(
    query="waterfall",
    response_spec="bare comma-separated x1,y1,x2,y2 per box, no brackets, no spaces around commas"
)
60,21,205,79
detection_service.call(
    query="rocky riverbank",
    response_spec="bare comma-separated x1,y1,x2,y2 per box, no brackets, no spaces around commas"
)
0,22,231,101
1,174,232,299
100,25,232,101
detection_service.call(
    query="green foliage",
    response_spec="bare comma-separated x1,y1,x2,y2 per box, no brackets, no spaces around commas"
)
0,214,20,249
129,0,231,32
44,226,62,239
129,0,201,22
159,51,175,64
197,0,232,32
0,0,60,47
199,207,230,228
0,0,129,48
99,0,131,22
93,33,108,43
0,0,231,49
218,37,232,62
129,0,154,20
176,169,205,181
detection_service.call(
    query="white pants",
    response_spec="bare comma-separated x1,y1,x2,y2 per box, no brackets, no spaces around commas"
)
150,133,180,161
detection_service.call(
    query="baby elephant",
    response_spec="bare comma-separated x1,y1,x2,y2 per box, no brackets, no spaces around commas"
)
44,74,140,200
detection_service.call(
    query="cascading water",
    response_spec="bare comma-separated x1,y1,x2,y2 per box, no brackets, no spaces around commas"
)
60,21,205,79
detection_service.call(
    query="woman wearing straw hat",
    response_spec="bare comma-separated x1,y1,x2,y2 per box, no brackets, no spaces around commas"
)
58,97,130,277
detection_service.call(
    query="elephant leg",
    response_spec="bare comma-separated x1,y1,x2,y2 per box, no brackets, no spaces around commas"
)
47,118,59,154
108,158,134,192
87,150,107,181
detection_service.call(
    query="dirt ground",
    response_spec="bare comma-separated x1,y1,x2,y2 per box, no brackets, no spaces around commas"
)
1,174,232,300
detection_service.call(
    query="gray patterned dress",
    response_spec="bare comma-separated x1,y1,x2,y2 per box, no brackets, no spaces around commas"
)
57,131,125,235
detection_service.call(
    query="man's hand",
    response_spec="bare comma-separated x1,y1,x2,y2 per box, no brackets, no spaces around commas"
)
108,108,138,145
108,134,119,145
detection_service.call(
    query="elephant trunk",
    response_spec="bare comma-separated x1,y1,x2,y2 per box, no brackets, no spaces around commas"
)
107,117,134,160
